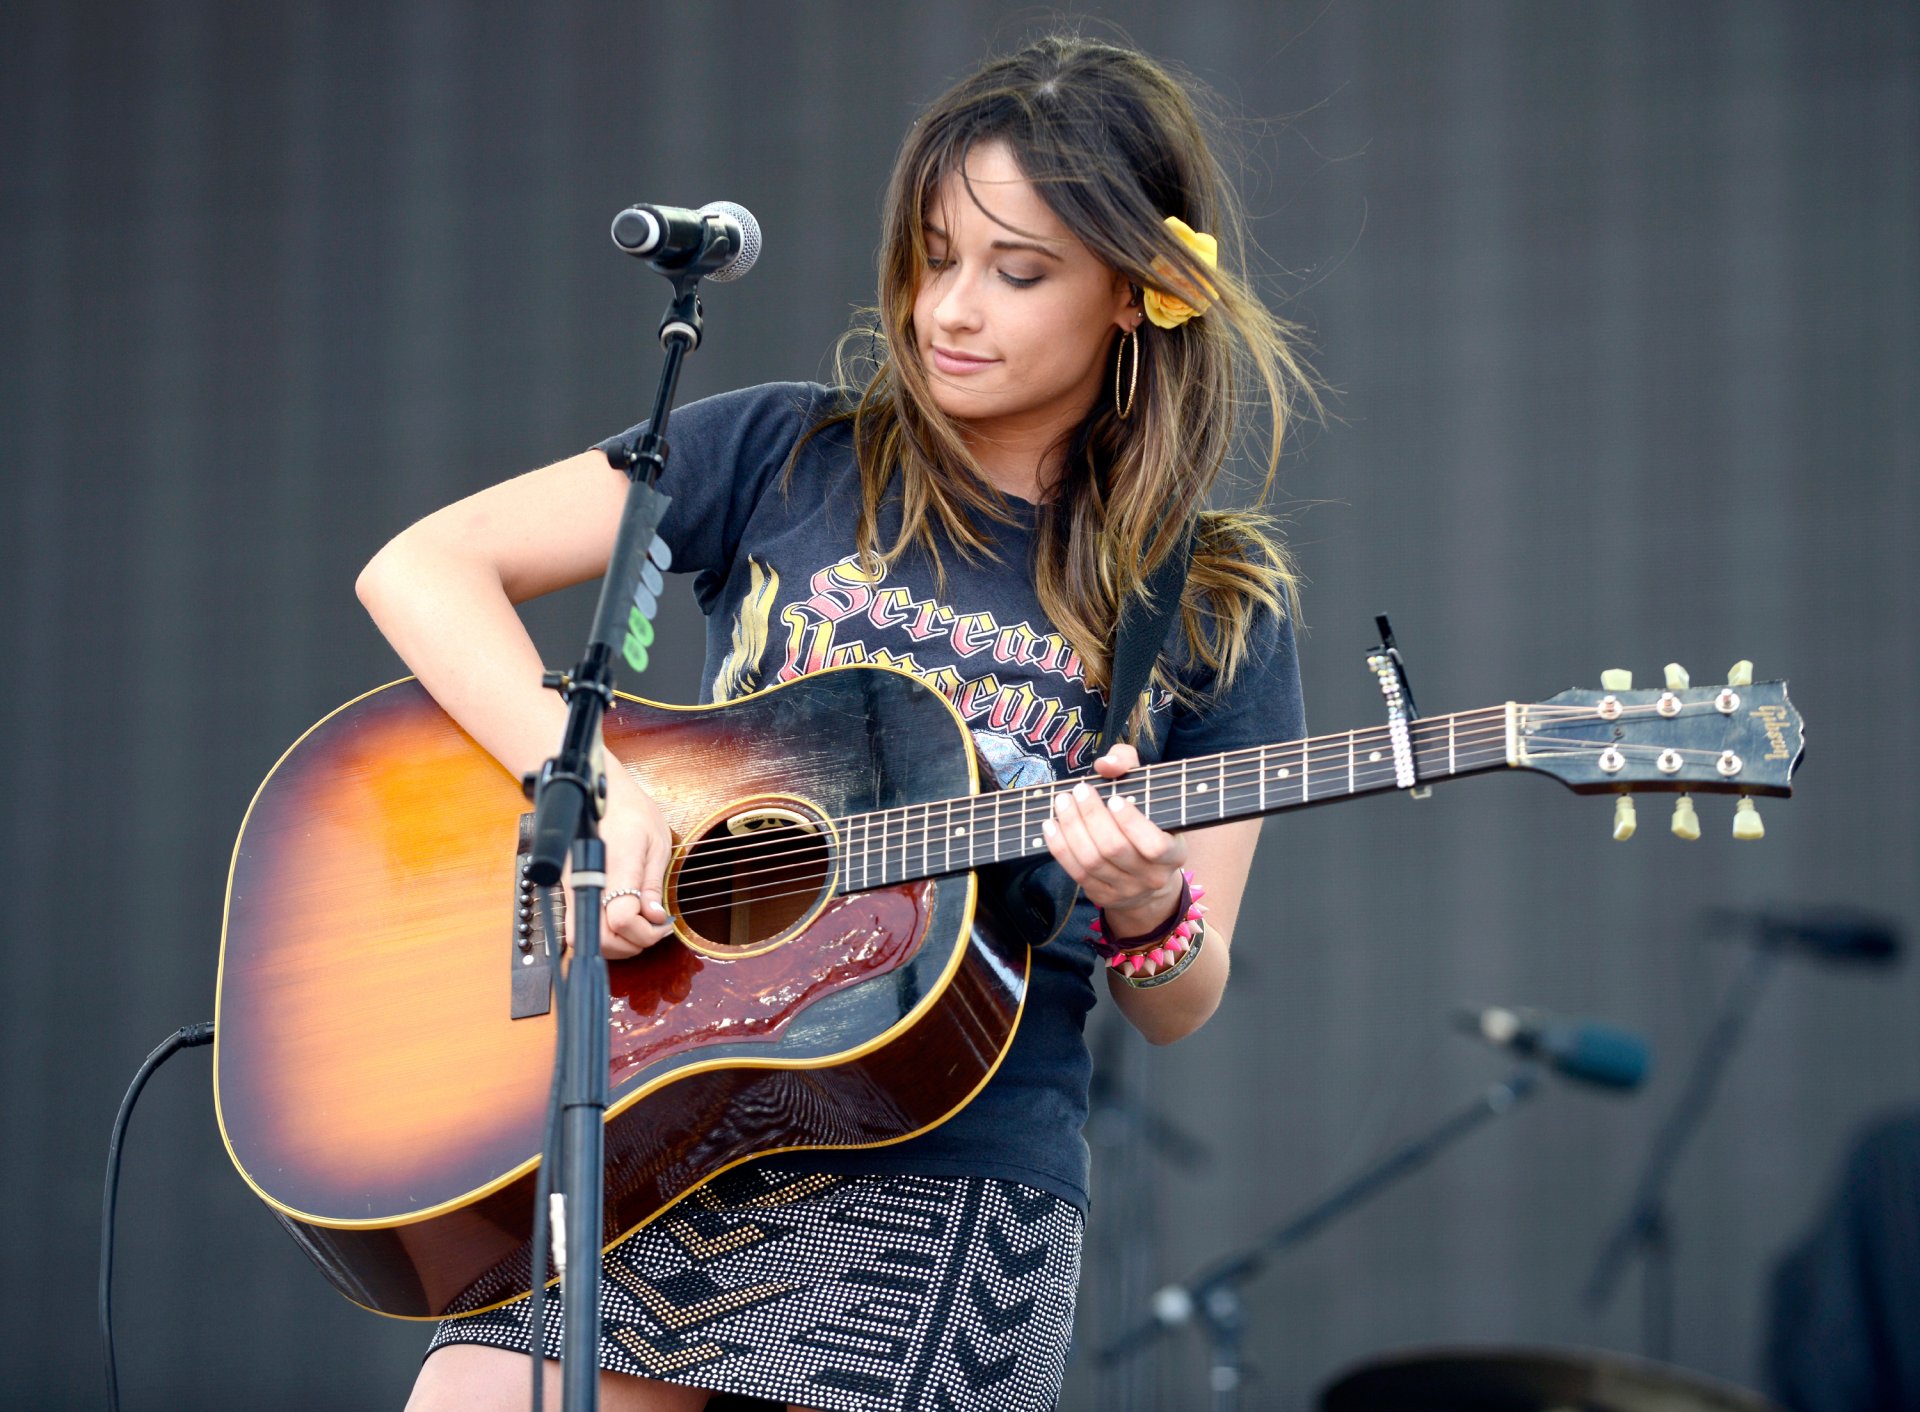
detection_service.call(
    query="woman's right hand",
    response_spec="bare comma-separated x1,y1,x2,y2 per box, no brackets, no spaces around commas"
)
592,765,676,959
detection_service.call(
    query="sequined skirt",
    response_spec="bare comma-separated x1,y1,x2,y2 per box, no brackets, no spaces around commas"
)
427,1165,1083,1412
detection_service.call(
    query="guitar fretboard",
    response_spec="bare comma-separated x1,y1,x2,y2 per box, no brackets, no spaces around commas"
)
837,705,1516,891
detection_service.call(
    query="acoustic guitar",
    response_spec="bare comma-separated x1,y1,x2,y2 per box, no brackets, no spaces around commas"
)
214,662,1802,1318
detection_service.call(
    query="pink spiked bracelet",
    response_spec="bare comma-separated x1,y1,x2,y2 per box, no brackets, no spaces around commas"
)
1115,915,1205,987
1089,869,1209,983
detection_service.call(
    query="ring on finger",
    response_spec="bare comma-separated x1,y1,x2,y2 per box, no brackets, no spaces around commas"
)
602,887,647,912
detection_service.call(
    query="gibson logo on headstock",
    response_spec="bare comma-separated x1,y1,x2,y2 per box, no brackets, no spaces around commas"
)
1753,704,1792,761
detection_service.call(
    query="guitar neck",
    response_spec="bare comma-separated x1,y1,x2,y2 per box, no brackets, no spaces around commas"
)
841,704,1515,891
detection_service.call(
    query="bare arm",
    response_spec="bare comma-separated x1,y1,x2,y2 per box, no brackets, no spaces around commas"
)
1100,816,1254,1044
354,448,676,957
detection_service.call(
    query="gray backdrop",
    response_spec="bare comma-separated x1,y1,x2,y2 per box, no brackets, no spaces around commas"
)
3,2,1914,1408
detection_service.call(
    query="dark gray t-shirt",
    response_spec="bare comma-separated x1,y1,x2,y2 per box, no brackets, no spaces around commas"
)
597,382,1304,1209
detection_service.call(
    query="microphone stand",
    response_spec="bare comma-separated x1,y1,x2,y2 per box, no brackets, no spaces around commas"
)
524,270,705,1412
1101,1064,1541,1412
1583,940,1780,1362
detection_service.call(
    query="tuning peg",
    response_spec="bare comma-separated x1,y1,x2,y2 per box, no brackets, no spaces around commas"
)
1664,663,1690,690
1671,794,1701,841
1728,660,1753,687
1612,796,1637,841
1733,797,1765,840
1601,669,1633,691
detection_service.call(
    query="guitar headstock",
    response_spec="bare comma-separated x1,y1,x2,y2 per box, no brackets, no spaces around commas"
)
1516,662,1803,839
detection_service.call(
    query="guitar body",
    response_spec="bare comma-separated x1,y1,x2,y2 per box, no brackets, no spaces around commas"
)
215,666,1025,1320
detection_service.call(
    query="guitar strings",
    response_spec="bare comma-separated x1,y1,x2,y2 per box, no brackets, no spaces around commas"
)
658,734,1759,917
652,691,1720,879
657,732,1517,923
633,693,1742,874
661,717,1519,889
645,707,1508,883
658,700,1758,889
658,723,1761,900
661,742,1515,920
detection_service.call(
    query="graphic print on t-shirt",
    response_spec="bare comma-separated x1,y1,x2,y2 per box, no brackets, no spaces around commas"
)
709,552,1160,786
710,557,782,703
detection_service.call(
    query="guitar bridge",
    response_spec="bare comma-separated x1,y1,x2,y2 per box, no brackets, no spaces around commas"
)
510,813,558,1019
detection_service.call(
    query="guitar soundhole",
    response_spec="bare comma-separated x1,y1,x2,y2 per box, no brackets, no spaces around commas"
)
673,804,834,953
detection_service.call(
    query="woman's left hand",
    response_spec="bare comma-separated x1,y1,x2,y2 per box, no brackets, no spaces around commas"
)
1042,742,1188,929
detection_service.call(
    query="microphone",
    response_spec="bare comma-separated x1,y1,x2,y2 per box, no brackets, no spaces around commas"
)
1456,1006,1651,1091
610,200,761,282
1704,905,1902,965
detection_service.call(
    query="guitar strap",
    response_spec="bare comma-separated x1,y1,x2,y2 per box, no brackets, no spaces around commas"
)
1099,522,1194,764
994,520,1195,945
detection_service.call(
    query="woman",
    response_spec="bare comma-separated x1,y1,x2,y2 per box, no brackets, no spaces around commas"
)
360,33,1315,1412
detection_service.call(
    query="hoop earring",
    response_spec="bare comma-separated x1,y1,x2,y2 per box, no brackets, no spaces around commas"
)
1114,326,1140,421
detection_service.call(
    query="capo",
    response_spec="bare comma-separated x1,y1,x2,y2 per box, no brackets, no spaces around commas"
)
1367,615,1429,798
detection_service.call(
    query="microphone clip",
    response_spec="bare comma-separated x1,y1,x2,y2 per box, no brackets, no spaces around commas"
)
657,277,704,353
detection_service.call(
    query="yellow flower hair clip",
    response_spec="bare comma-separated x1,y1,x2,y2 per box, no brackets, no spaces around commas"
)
1142,216,1219,329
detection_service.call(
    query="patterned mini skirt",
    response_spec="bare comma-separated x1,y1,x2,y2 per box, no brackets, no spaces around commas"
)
427,1165,1084,1412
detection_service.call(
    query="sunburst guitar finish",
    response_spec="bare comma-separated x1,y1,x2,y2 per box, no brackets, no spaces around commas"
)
216,667,1024,1320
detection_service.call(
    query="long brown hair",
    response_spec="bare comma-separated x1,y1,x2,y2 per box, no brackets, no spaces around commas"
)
822,34,1319,733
